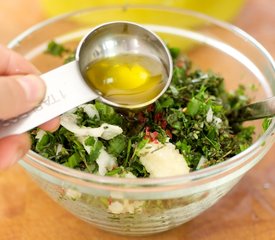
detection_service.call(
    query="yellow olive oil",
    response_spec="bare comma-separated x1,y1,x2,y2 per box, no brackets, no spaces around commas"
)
84,54,167,105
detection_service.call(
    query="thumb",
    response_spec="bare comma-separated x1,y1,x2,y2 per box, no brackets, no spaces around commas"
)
0,74,45,120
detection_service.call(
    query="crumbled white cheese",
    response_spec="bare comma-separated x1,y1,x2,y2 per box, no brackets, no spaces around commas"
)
56,143,63,156
108,199,144,214
196,155,207,170
205,107,222,129
108,201,124,214
35,129,46,141
138,142,189,178
65,188,82,200
96,148,117,176
124,172,137,178
60,112,122,140
213,116,222,128
79,104,99,119
77,136,92,154
206,107,213,123
100,124,123,140
77,136,117,176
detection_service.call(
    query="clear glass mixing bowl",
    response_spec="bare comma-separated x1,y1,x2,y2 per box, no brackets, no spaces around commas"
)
9,5,275,236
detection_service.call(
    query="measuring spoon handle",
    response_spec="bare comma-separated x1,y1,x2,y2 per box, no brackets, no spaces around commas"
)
0,61,97,138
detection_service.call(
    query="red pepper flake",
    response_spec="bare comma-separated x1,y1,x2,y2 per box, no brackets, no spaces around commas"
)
145,126,150,135
137,112,146,123
147,104,154,112
161,120,167,129
166,129,172,139
144,127,159,143
154,112,162,122
153,112,168,130
151,131,158,139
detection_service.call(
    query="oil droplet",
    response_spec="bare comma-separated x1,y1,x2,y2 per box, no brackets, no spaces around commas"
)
85,54,167,105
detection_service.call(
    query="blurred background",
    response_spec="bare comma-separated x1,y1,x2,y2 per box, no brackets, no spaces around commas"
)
1,0,246,43
39,0,246,20
1,0,274,57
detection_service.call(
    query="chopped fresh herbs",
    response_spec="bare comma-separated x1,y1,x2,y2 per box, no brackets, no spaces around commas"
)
45,41,75,63
31,43,256,177
46,41,68,56
168,46,180,59
262,118,272,131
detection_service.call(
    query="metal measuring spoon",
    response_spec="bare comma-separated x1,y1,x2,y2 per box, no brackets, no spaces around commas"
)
0,21,172,138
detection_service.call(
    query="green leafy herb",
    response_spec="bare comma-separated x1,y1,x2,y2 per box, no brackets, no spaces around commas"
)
107,135,127,157
45,40,75,64
46,41,69,56
168,47,180,59
262,118,272,131
64,53,76,63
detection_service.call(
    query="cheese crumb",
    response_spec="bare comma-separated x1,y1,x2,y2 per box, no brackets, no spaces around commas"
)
79,104,99,119
60,112,122,140
96,148,117,176
206,107,213,123
35,129,46,141
108,200,144,214
65,189,82,200
139,142,189,178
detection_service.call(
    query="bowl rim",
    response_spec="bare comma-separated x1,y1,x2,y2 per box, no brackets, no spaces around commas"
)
10,4,275,186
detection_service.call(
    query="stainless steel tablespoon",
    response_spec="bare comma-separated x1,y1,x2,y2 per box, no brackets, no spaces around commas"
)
0,21,173,138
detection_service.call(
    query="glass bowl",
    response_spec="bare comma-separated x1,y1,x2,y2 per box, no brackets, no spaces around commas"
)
9,5,275,236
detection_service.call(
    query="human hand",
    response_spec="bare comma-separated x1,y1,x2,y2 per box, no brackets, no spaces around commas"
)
0,45,59,170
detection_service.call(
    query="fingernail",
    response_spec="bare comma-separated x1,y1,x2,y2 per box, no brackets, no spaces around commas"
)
17,74,45,104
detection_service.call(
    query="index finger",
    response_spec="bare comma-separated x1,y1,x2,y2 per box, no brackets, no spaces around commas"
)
0,45,39,75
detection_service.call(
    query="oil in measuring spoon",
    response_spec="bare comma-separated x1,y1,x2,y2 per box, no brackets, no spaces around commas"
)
84,54,167,105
